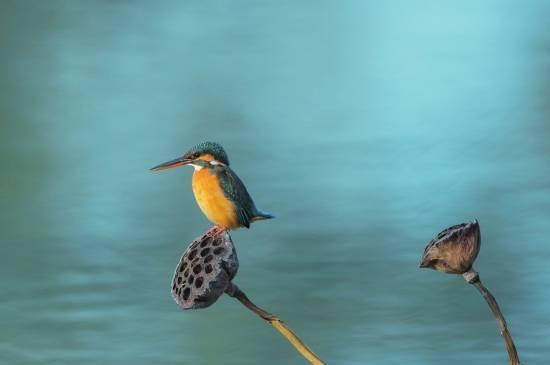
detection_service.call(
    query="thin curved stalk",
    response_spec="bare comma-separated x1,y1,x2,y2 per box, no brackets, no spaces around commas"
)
226,283,326,365
463,270,521,365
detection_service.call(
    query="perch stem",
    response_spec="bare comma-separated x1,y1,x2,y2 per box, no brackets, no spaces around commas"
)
225,283,326,365
463,270,520,365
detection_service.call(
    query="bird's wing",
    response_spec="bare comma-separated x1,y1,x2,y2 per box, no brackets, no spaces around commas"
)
216,166,257,228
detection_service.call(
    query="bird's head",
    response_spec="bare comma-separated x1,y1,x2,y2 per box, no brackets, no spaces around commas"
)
151,141,229,172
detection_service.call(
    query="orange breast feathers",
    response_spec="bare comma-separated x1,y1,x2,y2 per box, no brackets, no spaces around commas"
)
192,168,240,229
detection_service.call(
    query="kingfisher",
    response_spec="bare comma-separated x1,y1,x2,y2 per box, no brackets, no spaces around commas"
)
151,141,274,230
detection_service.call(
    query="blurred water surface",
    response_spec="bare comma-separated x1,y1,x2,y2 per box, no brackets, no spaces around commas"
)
1,1,549,364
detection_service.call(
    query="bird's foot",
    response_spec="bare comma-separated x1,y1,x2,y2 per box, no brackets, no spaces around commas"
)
206,225,227,236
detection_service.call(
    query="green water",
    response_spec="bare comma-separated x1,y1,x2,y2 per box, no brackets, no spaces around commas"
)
1,1,549,364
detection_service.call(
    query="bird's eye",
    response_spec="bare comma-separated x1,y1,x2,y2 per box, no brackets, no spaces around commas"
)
192,153,200,159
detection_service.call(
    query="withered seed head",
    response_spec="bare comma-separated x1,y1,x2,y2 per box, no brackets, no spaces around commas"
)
172,226,239,309
419,220,481,274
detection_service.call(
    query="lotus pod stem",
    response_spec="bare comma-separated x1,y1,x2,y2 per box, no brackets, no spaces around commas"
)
463,269,520,365
226,282,326,365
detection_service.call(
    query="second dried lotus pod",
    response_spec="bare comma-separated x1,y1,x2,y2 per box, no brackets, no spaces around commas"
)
171,226,238,309
419,220,481,274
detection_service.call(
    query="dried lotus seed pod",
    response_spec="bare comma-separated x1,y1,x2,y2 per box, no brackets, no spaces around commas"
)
419,220,481,274
171,226,238,309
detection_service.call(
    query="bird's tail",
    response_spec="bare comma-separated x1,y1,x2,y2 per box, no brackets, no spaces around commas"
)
251,209,275,222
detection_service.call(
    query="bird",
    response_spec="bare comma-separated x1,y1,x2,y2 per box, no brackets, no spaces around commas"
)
151,141,274,230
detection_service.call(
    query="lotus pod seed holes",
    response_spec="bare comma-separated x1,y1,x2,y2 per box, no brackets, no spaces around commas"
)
195,277,204,288
171,226,239,309
200,237,212,248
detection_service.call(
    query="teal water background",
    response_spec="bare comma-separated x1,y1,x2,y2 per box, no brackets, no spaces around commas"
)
1,1,549,364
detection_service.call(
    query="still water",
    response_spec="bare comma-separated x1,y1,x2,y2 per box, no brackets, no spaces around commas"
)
1,1,549,364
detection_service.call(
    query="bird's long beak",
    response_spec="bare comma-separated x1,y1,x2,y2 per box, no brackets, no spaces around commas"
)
150,157,192,171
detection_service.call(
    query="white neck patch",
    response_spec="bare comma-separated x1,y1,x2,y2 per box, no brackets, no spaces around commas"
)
209,160,226,167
